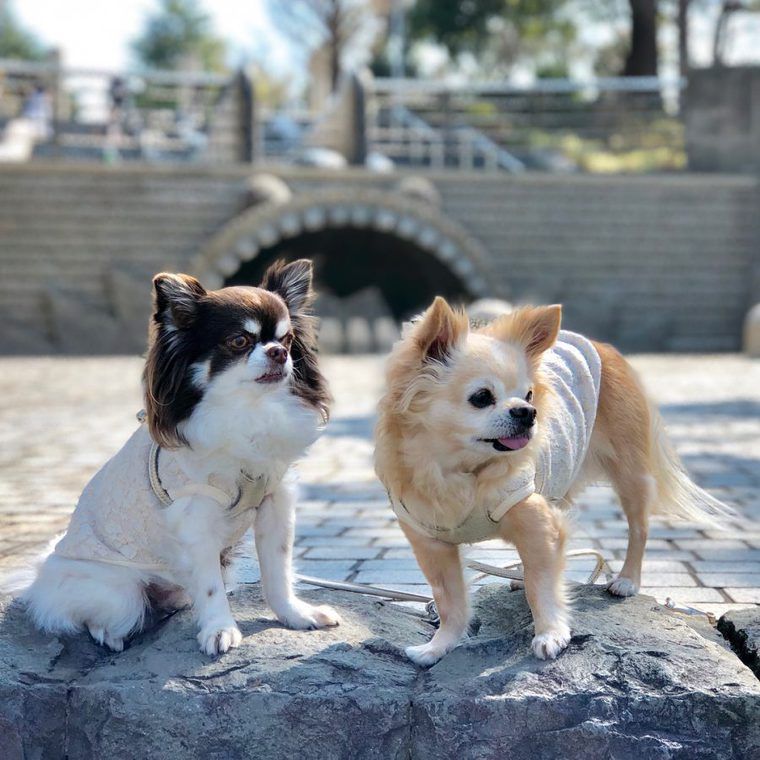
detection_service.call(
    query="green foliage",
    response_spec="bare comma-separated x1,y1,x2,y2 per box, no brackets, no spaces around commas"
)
132,0,227,72
0,5,47,61
408,0,577,75
408,0,505,56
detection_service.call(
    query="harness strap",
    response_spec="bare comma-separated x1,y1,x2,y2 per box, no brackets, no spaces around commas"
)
172,483,237,507
148,440,268,514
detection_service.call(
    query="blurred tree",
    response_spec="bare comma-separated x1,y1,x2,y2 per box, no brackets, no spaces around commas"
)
407,0,576,76
623,0,658,75
267,0,373,92
132,0,227,72
408,0,693,78
712,1,760,66
0,3,47,60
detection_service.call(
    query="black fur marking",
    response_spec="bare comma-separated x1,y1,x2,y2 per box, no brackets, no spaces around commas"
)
260,259,332,420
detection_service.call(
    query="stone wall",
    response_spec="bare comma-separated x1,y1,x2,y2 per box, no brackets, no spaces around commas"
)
0,163,757,354
685,66,760,175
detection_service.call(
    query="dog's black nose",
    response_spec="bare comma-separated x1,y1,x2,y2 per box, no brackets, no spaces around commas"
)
266,345,288,365
510,404,536,425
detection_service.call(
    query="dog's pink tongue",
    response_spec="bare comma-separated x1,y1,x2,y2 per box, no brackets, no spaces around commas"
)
498,436,530,450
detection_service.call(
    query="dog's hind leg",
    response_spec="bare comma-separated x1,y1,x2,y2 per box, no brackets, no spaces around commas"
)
606,465,656,597
591,341,656,598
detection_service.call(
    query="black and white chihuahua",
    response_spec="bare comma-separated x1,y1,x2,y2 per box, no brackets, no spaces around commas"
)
21,259,339,655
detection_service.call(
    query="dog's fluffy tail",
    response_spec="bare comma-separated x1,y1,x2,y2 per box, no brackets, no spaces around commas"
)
648,407,734,527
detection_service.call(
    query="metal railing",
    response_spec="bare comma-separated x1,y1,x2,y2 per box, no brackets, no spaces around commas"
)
367,76,686,173
0,58,240,163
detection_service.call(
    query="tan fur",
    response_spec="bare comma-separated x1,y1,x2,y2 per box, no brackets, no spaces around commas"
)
375,298,731,665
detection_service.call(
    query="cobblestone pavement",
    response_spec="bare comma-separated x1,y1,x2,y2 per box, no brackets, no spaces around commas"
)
1,354,759,620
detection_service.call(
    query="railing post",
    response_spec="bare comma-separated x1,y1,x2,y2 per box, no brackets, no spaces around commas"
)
238,68,256,164
47,48,63,157
350,69,370,166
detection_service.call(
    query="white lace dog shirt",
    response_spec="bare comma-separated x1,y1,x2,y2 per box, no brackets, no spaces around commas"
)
390,330,602,544
54,424,269,572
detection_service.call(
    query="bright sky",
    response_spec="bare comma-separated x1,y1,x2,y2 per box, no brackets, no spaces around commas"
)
12,0,760,79
14,0,294,73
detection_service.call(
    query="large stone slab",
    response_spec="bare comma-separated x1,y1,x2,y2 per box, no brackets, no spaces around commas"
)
1,584,759,760
0,585,425,760
414,586,760,759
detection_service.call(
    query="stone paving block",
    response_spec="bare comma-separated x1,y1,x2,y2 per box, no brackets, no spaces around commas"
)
676,538,750,552
690,561,760,573
304,546,381,560
355,569,429,585
639,573,698,587
359,559,423,571
696,548,760,561
640,587,726,603
608,559,691,573
296,535,370,547
598,538,674,550
725,588,760,604
343,527,405,538
697,573,760,588
295,563,363,583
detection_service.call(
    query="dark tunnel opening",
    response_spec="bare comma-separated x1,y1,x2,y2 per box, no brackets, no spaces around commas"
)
223,227,473,352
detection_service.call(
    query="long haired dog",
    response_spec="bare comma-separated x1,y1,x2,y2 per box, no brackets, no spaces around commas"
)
21,259,339,655
375,297,728,666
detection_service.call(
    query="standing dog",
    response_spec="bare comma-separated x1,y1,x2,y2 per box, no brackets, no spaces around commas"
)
375,297,728,666
21,259,339,654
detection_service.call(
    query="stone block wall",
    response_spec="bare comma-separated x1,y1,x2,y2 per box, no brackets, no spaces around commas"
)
0,163,757,354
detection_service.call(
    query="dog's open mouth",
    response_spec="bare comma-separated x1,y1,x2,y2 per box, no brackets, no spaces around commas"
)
481,435,531,452
255,370,285,384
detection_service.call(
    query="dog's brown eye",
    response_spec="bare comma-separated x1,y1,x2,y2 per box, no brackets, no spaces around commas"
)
525,389,533,402
227,334,250,351
280,332,293,349
468,388,495,409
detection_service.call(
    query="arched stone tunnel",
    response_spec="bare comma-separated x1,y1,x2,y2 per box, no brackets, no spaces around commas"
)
191,185,492,352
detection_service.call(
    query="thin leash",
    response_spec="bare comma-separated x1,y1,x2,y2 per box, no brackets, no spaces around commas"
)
294,550,716,625
294,549,615,625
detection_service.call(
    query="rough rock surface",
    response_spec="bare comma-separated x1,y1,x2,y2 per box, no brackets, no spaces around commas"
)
719,607,760,679
1,584,759,760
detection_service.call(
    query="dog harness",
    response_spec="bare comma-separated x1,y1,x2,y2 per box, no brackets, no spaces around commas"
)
389,330,602,545
53,422,269,572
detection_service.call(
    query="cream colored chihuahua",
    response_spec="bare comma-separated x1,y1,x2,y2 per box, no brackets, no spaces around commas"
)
375,298,728,666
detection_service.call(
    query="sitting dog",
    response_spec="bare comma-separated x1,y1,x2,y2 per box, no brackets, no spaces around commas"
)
374,297,728,666
21,259,339,654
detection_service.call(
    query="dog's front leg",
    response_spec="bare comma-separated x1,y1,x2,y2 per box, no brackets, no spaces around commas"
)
167,495,242,656
500,494,570,660
400,521,469,666
254,483,340,630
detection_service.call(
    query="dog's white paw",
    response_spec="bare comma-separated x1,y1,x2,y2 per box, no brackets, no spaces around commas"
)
278,601,340,630
607,576,639,598
405,642,449,667
197,621,242,655
531,625,571,660
87,625,124,652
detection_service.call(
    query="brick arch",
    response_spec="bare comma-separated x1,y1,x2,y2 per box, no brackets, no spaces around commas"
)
190,188,491,298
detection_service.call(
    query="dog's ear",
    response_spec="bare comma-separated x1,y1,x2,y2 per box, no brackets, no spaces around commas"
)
152,273,206,329
413,296,469,362
503,304,562,360
261,259,313,313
